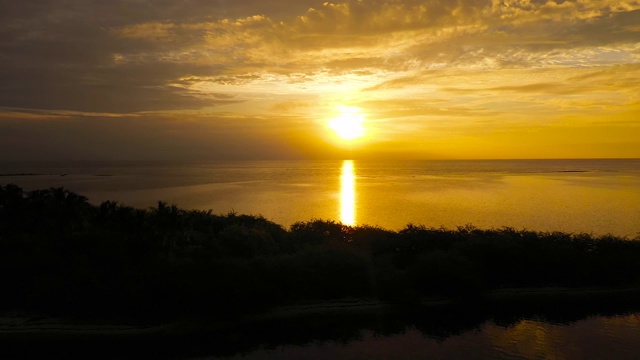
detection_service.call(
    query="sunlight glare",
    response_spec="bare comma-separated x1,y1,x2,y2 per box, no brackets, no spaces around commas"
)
329,106,365,141
340,160,356,226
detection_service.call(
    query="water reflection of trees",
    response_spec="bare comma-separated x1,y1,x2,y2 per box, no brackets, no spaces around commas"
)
152,301,640,358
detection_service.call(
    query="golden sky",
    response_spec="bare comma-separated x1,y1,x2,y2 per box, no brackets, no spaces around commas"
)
1,0,639,160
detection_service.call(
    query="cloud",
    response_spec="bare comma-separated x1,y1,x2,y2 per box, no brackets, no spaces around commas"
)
0,107,140,120
4,1,638,113
269,101,316,113
0,1,638,159
0,111,316,161
115,22,177,41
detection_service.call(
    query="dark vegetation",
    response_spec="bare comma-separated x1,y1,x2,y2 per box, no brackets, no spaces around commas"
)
2,184,640,322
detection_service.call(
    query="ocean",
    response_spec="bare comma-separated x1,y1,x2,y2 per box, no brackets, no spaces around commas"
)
1,159,639,237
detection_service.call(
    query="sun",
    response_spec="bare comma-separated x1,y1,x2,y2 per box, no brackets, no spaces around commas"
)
328,106,366,140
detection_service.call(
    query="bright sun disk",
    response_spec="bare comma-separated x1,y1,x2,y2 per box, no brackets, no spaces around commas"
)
328,106,365,140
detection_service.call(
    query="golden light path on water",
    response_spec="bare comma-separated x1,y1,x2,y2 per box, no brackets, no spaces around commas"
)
340,160,356,226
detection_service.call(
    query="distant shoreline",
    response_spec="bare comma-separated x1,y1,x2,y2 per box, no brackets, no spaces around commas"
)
0,173,113,177
0,173,47,177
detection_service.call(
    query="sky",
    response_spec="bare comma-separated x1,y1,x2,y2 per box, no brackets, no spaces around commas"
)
1,0,639,160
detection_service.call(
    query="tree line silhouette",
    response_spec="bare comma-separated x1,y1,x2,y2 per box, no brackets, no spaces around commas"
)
1,184,639,321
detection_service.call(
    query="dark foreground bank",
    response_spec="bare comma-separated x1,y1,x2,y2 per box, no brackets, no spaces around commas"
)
2,184,640,324
3,289,640,359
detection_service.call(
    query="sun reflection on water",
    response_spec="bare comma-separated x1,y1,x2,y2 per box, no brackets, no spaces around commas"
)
340,160,356,226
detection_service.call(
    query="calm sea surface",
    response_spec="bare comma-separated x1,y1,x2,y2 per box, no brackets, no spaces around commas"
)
1,159,639,236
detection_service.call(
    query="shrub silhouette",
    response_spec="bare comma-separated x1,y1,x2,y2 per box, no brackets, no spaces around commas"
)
1,184,639,321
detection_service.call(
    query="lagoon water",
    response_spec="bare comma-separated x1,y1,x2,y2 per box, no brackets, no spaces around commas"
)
1,159,639,236
211,312,640,360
